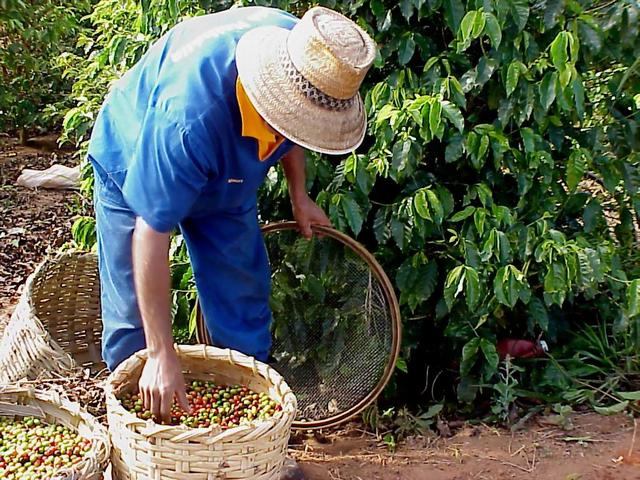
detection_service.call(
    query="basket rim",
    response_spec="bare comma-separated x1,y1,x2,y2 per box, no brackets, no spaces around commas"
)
104,344,297,440
0,251,101,380
0,384,110,478
196,221,402,430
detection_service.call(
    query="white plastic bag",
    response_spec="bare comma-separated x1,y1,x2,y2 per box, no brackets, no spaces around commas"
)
16,164,80,190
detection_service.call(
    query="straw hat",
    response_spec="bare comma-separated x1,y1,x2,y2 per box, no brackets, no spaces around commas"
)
235,6,377,155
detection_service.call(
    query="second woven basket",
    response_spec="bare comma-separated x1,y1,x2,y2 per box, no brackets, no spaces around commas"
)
0,252,104,383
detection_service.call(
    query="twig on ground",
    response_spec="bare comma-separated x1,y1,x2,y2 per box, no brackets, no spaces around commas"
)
531,443,536,471
628,418,638,460
477,455,533,473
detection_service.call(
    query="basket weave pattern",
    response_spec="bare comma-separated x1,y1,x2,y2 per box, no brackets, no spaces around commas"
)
0,252,104,383
0,385,110,479
105,345,297,480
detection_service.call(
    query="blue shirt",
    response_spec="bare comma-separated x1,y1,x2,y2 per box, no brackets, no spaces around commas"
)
88,7,297,233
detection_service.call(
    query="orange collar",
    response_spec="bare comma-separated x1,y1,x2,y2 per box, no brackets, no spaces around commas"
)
236,78,284,161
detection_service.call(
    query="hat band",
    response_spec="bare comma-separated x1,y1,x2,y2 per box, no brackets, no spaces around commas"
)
279,46,356,112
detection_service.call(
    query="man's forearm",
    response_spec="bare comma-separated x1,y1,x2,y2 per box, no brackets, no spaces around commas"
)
281,145,308,202
132,217,174,356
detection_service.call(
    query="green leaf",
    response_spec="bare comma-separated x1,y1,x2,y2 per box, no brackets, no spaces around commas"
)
395,357,408,373
494,266,522,308
471,10,486,39
373,208,390,244
424,56,439,74
473,135,490,170
484,13,502,48
370,0,386,19
559,64,572,88
572,76,585,119
493,266,508,306
618,391,640,401
566,149,587,192
426,189,444,224
458,11,476,52
465,266,481,310
441,100,464,132
480,339,499,374
429,100,442,138
450,206,476,222
420,261,439,303
550,32,569,71
460,338,481,376
398,33,416,65
449,76,467,109
391,217,406,249
520,128,535,153
528,296,549,331
341,195,364,235
481,228,497,262
539,71,558,111
414,190,432,220
446,134,464,162
400,0,414,21
506,61,522,97
583,199,602,233
422,403,444,419
392,139,411,176
443,0,465,33
475,183,493,207
578,19,602,53
376,104,397,124
627,279,640,318
594,401,629,416
509,0,529,32
474,208,487,236
544,0,565,29
398,258,439,310
458,10,478,41
445,265,466,308
108,36,128,65
496,230,512,264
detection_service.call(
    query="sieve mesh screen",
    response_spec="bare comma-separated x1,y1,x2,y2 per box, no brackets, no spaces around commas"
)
264,229,394,423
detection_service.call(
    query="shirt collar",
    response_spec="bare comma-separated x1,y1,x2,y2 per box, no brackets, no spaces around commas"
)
236,77,284,161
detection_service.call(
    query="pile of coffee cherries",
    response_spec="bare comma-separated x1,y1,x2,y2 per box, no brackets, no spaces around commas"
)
0,416,91,480
119,380,282,429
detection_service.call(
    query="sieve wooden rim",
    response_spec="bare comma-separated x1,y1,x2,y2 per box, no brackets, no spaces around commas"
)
196,221,402,430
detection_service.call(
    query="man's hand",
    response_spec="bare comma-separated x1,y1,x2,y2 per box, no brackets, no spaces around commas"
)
132,217,189,422
292,194,332,239
138,348,190,422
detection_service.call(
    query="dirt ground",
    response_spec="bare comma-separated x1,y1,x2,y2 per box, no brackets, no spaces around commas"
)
0,135,80,331
293,413,639,480
1,137,639,480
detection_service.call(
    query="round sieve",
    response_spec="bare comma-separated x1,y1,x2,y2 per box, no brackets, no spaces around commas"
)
196,221,401,429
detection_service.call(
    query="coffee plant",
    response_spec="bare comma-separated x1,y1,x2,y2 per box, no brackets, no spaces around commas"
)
0,0,88,142
60,0,640,415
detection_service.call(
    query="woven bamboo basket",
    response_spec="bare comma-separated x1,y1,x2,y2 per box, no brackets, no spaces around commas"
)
105,345,297,480
0,385,110,479
0,252,104,383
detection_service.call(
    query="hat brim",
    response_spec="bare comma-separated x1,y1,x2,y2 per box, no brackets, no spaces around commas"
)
235,26,366,155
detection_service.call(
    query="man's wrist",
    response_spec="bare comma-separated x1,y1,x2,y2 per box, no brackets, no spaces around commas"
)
146,339,175,359
289,189,309,206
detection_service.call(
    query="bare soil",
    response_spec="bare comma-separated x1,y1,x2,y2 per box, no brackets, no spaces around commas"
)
1,137,639,480
0,135,81,331
295,413,639,480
